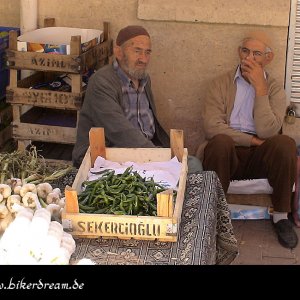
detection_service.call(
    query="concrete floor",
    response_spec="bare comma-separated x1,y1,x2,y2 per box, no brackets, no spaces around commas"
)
231,219,300,265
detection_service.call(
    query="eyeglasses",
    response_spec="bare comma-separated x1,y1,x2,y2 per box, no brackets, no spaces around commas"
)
240,47,270,58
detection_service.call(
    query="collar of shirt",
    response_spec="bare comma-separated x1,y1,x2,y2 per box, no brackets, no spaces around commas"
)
113,59,148,92
233,65,267,84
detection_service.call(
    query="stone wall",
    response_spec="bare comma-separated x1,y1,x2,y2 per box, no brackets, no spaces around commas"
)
0,0,291,154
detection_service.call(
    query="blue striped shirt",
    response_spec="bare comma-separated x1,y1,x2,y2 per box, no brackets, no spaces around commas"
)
113,60,155,140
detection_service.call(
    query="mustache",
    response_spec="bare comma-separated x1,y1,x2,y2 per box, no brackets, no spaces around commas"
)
136,61,147,66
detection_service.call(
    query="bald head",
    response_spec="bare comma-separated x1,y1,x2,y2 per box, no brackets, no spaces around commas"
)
243,30,273,51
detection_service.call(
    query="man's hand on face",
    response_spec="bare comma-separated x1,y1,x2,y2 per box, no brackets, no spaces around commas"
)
240,57,268,96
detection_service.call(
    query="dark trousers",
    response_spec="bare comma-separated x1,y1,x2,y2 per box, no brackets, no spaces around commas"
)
203,134,297,212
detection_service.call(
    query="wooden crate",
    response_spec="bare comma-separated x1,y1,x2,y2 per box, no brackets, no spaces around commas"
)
12,107,77,144
6,19,113,151
6,22,113,74
62,128,188,242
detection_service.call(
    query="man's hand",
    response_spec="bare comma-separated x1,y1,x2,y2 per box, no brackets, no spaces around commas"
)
240,57,268,96
251,135,265,146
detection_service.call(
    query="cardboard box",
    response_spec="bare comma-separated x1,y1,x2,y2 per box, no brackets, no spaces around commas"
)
17,27,104,54
229,204,271,220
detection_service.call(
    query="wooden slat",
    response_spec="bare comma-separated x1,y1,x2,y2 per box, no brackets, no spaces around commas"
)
170,129,184,162
6,71,84,109
106,148,171,163
8,30,18,88
103,22,110,41
17,140,31,151
12,105,21,122
172,148,188,222
65,186,79,213
8,30,17,51
72,148,92,193
157,189,174,217
80,39,113,70
70,35,82,94
89,127,106,166
12,122,77,144
62,212,175,240
6,50,80,73
6,39,113,74
6,87,83,110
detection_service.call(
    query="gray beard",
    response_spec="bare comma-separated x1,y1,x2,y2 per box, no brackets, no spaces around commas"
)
127,68,147,80
121,55,147,80
128,70,147,80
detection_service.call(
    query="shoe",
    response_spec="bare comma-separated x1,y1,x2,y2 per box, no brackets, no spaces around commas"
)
273,219,298,249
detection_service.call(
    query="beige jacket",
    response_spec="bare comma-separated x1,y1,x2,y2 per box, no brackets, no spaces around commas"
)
196,67,287,161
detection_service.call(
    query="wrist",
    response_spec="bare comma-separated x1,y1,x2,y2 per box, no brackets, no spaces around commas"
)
256,88,268,96
255,82,268,96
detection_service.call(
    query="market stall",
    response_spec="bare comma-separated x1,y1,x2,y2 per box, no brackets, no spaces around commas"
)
0,129,238,265
70,171,238,265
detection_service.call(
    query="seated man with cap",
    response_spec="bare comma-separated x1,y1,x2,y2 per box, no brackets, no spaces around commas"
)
72,25,202,172
196,30,298,249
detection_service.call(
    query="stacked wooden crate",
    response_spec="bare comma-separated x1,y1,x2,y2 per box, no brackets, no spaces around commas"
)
5,19,113,156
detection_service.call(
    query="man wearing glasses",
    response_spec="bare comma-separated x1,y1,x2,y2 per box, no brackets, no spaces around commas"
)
73,25,202,172
196,31,298,249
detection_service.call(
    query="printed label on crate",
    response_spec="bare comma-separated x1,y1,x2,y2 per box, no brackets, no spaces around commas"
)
63,216,176,238
13,123,76,144
30,56,74,70
77,220,162,237
18,90,82,108
28,127,58,137
11,40,112,73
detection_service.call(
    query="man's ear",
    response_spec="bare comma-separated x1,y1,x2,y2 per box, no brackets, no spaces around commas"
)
264,51,274,65
113,46,122,60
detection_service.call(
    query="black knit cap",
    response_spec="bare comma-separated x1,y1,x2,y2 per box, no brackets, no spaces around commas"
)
116,25,150,46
